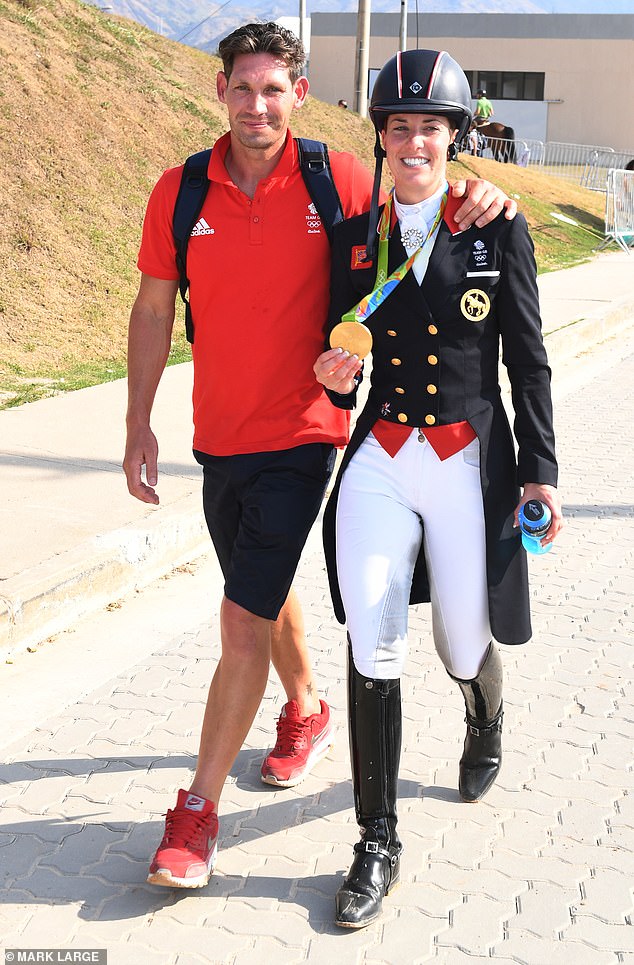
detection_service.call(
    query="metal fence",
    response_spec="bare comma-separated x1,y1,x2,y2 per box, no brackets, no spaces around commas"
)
603,169,634,253
463,137,634,192
582,150,634,191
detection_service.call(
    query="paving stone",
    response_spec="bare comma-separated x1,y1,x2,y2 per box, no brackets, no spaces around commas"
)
513,880,579,936
497,809,557,854
292,881,341,923
539,741,591,777
28,718,106,751
6,901,85,946
1,811,87,846
96,886,181,924
0,760,56,784
11,865,125,911
482,849,589,890
495,931,617,964
432,865,529,903
549,836,634,875
232,938,306,965
136,918,251,959
44,795,113,821
604,822,634,851
1,831,60,882
565,917,634,953
438,892,514,951
580,766,634,798
557,799,617,843
592,738,634,770
572,867,634,924
375,908,449,962
35,822,126,874
76,761,139,802
214,843,267,879
225,905,310,943
11,774,90,814
302,928,380,962
92,944,176,965
537,776,626,807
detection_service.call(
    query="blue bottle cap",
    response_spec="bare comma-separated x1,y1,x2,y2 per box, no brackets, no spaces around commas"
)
519,500,551,539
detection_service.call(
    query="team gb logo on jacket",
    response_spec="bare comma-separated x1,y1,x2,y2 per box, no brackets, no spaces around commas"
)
306,202,323,235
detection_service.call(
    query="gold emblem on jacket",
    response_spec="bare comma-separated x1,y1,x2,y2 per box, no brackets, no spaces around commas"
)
460,289,490,321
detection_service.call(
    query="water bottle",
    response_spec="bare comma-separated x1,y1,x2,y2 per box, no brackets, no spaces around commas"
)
519,499,552,555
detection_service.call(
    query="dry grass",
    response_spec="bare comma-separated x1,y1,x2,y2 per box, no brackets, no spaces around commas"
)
0,0,605,406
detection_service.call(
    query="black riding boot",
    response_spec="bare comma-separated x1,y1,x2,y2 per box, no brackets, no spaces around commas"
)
450,642,503,803
335,645,402,929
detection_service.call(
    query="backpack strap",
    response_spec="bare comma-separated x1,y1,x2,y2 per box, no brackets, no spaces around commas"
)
172,140,343,344
295,137,344,242
172,148,212,344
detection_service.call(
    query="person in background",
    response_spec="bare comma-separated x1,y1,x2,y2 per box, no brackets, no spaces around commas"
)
124,23,517,891
314,48,562,928
338,98,348,109
474,87,494,126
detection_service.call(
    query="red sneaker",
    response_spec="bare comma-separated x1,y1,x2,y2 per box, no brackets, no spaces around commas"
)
147,789,218,888
261,699,334,788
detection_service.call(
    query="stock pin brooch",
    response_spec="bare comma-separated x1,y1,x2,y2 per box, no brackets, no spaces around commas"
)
401,226,425,250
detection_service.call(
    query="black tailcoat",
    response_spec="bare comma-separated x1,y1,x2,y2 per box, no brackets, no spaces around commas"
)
323,208,558,645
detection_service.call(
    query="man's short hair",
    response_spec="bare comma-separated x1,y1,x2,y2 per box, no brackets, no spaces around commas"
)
218,22,306,82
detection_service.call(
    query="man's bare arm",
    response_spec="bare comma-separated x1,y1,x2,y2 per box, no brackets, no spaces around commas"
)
123,274,179,505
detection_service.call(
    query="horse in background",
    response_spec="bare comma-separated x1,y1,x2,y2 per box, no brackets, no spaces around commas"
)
472,121,517,163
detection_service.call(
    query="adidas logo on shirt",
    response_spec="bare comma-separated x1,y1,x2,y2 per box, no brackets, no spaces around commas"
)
191,217,215,237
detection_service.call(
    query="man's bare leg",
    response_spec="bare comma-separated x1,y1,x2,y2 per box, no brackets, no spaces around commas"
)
189,595,273,806
270,588,321,717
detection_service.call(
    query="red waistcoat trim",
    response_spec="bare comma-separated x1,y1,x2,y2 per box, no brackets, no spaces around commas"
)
371,419,476,460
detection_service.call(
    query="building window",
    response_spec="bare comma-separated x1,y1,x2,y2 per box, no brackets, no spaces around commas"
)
523,73,545,100
465,71,544,101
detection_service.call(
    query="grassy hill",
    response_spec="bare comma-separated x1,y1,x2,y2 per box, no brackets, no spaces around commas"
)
0,0,605,407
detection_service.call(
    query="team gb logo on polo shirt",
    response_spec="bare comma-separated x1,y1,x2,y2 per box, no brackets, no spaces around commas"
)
306,202,323,235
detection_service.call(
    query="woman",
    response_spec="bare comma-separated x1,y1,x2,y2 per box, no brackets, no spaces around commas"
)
314,49,562,929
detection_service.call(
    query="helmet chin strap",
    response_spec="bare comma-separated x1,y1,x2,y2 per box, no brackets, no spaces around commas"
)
365,131,386,265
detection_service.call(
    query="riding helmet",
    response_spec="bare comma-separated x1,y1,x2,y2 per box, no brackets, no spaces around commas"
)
370,49,473,142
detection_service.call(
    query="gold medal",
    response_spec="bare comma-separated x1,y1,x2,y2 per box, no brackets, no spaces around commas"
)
460,288,490,321
329,321,373,359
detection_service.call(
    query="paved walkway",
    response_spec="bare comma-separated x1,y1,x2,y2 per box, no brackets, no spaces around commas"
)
1,250,633,963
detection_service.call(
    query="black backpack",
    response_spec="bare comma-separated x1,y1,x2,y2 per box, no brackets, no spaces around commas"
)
172,137,344,343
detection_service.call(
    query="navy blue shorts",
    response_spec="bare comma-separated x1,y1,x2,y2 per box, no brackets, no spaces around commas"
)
194,443,336,621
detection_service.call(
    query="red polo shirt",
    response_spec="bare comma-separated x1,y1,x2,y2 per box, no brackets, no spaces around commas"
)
138,131,375,456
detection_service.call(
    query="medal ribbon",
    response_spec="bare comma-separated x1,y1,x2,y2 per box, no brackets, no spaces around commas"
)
342,188,447,327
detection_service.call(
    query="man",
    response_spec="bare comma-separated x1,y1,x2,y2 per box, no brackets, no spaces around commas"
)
474,88,494,126
123,21,516,890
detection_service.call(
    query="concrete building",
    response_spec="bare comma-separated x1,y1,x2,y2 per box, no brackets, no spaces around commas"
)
308,13,634,153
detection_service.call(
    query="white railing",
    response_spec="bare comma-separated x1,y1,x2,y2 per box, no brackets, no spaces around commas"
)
582,150,634,191
603,169,634,253
461,137,634,192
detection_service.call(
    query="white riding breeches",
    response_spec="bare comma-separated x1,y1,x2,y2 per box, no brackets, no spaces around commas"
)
336,429,492,681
